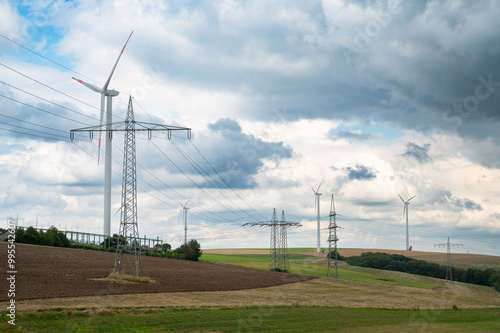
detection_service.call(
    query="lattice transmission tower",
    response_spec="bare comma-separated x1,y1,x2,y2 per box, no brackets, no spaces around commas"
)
327,195,340,278
71,96,191,277
434,237,463,281
244,208,301,272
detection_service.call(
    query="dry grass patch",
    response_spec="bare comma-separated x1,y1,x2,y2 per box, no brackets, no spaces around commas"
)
106,273,156,284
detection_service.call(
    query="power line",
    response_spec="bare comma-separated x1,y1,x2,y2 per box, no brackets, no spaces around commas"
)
0,32,101,85
150,138,251,222
0,80,99,122
0,92,89,126
0,62,100,111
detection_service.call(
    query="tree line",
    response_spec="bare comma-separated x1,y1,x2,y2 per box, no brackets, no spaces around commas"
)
343,252,500,291
7,226,202,261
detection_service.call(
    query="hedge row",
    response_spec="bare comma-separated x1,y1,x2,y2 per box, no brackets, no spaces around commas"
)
345,252,500,291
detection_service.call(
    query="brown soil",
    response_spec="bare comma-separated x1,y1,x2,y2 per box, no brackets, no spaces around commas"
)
0,242,313,302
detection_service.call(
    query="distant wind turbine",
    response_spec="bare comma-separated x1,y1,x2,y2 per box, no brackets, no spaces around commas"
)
182,199,190,245
399,194,416,251
72,31,134,237
312,181,323,253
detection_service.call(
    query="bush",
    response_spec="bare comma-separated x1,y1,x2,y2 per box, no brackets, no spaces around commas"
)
174,240,202,261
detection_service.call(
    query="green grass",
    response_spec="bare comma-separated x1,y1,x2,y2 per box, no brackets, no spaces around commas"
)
201,253,438,289
4,306,500,332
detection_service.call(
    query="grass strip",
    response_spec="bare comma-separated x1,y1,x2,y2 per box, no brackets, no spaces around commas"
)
3,306,499,332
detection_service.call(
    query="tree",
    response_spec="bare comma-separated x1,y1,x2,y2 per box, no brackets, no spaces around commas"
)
101,234,127,249
175,240,202,261
24,226,39,245
154,243,171,252
188,239,202,261
176,243,195,260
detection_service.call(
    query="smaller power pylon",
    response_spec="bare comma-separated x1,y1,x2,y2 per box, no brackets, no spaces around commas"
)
327,195,340,278
434,237,463,281
244,209,301,272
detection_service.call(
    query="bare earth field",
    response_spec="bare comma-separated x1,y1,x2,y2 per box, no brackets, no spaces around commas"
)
3,244,500,313
0,243,312,301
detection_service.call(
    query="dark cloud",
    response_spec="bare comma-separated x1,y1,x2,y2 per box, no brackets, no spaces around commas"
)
454,197,483,211
142,118,293,189
437,189,483,211
402,143,431,163
343,164,376,181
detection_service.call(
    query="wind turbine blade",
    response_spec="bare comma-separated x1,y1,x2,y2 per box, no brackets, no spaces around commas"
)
408,195,416,202
72,77,102,93
103,30,134,91
312,187,316,194
403,205,406,219
316,180,324,193
398,194,405,203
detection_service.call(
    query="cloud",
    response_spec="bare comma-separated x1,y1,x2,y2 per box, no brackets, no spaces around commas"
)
402,143,431,163
343,164,377,181
436,189,483,212
328,130,374,141
453,197,483,212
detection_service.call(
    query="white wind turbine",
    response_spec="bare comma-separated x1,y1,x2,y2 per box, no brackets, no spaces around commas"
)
399,194,416,251
182,199,190,245
72,31,134,237
312,181,323,253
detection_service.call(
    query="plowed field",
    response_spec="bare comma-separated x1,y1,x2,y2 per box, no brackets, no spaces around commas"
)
1,243,313,301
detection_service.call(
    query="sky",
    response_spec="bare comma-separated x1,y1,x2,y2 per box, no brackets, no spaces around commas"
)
1,0,499,256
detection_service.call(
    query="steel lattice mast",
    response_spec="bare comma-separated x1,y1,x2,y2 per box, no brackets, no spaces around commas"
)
113,97,142,277
327,195,339,278
434,237,463,281
244,209,301,272
71,96,191,277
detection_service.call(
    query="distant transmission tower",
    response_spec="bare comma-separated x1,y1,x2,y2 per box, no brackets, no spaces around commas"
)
71,96,191,277
434,237,463,281
244,208,301,272
327,195,340,278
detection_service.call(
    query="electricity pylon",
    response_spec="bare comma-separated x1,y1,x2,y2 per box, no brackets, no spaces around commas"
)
71,96,191,277
327,195,340,278
244,209,301,272
434,237,463,281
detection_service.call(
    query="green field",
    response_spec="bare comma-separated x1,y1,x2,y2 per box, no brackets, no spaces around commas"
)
200,252,438,289
5,306,500,332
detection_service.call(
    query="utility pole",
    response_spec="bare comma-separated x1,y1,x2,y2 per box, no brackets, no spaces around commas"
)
244,209,301,272
327,195,340,278
435,237,463,281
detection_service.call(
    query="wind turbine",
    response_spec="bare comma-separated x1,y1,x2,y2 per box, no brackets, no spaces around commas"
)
312,181,323,253
399,194,416,251
182,199,190,245
72,31,134,237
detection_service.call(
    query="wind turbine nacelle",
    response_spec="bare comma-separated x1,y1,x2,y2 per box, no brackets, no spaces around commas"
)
106,90,120,97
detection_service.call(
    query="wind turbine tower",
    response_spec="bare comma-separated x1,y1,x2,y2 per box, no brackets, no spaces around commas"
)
312,181,323,253
72,31,134,237
182,199,190,244
399,194,416,251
